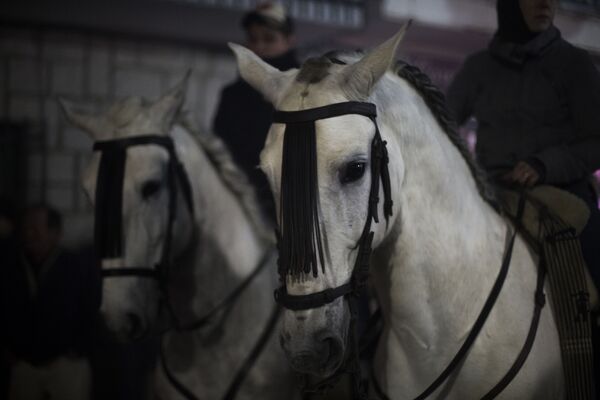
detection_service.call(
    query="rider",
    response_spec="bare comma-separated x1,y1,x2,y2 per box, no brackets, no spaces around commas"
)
447,2,600,392
446,0,600,289
213,2,300,224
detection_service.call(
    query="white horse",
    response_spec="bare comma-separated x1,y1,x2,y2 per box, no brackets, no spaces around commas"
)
231,27,564,399
60,78,296,399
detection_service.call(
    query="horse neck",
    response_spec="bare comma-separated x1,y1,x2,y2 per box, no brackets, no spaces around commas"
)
169,126,268,318
372,78,507,343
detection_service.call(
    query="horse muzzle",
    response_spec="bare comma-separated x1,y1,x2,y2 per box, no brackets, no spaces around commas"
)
283,329,345,378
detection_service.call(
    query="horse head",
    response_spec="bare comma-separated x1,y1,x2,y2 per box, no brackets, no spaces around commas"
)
60,75,195,342
231,27,408,378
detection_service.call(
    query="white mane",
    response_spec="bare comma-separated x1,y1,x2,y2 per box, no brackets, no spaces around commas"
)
177,112,273,242
103,95,272,242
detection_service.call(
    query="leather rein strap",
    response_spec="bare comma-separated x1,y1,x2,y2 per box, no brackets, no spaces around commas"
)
372,192,547,400
160,249,281,400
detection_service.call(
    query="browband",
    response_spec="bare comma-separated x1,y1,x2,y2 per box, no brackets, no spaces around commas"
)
273,101,376,123
93,135,175,152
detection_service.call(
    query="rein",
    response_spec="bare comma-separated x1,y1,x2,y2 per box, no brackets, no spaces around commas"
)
92,134,280,400
159,248,280,400
371,192,547,400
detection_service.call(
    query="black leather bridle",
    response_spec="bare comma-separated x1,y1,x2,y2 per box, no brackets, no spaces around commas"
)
273,101,393,310
270,100,545,400
92,134,280,400
93,134,194,282
271,101,393,398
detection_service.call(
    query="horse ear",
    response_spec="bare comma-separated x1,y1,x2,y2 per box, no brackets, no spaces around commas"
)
229,42,294,105
148,70,190,134
342,21,411,98
59,98,110,140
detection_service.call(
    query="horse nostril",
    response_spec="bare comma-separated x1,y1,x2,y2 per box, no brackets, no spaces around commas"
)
126,312,145,339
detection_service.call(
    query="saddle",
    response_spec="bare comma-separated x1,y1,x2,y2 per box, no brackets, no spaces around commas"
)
497,185,598,308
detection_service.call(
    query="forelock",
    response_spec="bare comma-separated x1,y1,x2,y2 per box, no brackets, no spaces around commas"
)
296,56,333,84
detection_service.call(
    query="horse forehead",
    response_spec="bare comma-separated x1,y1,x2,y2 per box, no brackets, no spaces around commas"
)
287,78,344,103
316,115,373,155
126,146,168,176
261,114,373,175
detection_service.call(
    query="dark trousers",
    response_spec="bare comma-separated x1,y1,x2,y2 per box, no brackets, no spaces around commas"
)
570,183,600,290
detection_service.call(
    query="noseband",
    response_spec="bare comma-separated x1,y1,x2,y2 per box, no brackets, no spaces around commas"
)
92,135,194,281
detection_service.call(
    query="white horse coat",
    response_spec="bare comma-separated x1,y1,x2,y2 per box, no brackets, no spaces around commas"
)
231,27,564,399
61,78,296,399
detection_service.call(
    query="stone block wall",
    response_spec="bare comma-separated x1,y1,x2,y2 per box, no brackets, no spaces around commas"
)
1,27,237,247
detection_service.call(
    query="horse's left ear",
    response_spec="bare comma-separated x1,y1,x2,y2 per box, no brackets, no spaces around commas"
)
341,21,411,98
229,43,295,105
148,70,190,134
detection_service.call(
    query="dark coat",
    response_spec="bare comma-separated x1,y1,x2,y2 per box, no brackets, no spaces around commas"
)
1,248,101,365
213,50,299,222
447,26,600,201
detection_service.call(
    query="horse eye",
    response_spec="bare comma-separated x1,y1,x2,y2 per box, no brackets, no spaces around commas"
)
340,161,366,184
141,180,162,199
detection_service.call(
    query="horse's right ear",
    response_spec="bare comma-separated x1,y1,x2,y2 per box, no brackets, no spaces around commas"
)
59,98,109,140
341,21,411,98
147,71,189,134
229,43,295,105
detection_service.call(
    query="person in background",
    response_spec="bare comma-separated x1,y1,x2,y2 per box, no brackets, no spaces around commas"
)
1,204,101,400
446,0,600,287
214,2,299,223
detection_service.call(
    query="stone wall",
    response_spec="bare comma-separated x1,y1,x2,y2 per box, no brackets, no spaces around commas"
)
1,26,237,247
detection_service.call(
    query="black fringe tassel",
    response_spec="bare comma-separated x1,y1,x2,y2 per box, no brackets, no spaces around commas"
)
279,121,326,278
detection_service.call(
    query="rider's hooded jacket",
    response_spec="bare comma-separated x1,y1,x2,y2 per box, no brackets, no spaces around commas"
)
446,0,600,205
